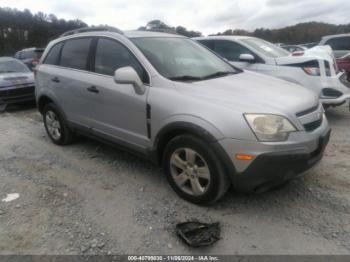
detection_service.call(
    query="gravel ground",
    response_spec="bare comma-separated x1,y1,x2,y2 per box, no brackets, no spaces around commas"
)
0,102,349,255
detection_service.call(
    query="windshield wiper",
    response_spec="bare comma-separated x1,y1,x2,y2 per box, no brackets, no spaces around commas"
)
0,70,17,73
168,75,203,82
202,71,235,80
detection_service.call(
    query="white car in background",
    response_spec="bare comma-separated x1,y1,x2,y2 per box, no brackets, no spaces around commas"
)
195,36,350,108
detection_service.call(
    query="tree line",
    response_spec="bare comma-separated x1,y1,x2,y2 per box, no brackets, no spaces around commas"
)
0,7,87,56
1,7,350,56
215,22,350,44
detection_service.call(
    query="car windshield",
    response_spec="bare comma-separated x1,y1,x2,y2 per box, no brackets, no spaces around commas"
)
241,38,290,58
131,37,238,81
0,60,30,73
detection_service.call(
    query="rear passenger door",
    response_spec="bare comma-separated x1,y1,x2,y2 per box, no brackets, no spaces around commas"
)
87,37,150,150
42,37,94,127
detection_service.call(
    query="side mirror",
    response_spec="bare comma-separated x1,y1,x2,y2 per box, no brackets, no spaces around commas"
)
239,54,255,63
114,67,145,95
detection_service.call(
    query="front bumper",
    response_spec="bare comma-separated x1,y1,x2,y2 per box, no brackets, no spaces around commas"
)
232,129,330,192
0,85,35,105
217,119,331,193
320,72,350,105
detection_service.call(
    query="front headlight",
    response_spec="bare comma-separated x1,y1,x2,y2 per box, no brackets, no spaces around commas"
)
244,114,297,142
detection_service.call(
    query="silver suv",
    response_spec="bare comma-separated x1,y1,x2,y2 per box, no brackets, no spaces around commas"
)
35,27,331,204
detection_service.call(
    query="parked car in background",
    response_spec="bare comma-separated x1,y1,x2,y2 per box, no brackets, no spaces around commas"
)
195,36,350,107
300,42,318,49
0,57,35,106
35,27,330,204
318,33,350,59
281,44,306,53
336,52,350,82
14,47,44,70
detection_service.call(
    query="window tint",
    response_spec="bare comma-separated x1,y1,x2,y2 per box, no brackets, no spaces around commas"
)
94,38,149,83
43,43,63,65
326,37,350,50
60,38,92,70
198,40,215,50
214,40,254,61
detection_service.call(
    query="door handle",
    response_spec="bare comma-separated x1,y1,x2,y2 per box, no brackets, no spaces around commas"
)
51,76,60,83
87,86,99,93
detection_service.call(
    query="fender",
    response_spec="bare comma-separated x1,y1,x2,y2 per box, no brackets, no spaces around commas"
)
150,120,224,165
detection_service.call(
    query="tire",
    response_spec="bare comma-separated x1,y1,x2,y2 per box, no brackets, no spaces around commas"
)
163,134,230,205
43,103,74,145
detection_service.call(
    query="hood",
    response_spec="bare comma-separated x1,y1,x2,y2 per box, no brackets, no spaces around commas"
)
174,71,318,115
0,72,34,88
304,45,334,61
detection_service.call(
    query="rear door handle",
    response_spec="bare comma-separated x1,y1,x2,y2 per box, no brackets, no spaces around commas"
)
51,77,60,83
87,86,99,93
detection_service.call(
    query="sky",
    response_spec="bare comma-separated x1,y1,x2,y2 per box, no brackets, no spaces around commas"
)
1,0,350,35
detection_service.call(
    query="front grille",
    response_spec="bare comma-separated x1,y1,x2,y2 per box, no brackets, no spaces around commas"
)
296,103,323,132
322,88,343,98
296,104,319,117
303,117,323,132
0,86,35,103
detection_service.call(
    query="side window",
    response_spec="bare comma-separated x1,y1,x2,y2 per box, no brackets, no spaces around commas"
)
60,38,92,70
326,37,350,50
94,38,149,83
43,43,63,65
198,40,215,51
214,40,254,62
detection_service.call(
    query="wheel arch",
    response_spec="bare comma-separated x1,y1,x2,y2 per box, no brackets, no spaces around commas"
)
152,121,220,166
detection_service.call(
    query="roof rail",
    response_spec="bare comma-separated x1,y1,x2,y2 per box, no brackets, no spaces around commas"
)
60,26,124,37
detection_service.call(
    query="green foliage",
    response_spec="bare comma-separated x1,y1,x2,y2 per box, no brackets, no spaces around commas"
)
0,7,87,56
139,20,202,37
214,22,350,44
1,7,349,56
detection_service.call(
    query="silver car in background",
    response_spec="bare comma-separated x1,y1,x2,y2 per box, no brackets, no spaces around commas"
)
0,57,35,107
195,36,350,107
35,27,330,204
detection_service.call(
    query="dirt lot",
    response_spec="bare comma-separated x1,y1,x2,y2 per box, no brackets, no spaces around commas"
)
0,102,349,255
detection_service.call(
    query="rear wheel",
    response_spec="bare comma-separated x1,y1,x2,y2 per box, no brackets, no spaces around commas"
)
43,103,74,145
163,135,230,204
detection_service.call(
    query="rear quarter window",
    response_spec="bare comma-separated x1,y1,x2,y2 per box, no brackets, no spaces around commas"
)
43,43,63,65
60,38,92,70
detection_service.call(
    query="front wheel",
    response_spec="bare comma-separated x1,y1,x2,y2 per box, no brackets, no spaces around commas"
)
43,103,74,145
163,135,230,205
